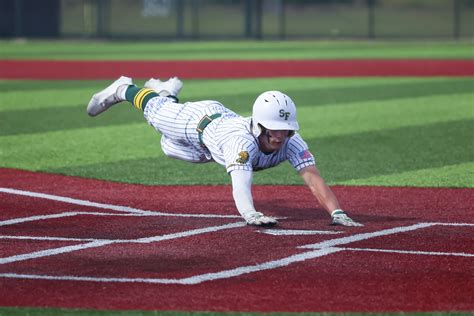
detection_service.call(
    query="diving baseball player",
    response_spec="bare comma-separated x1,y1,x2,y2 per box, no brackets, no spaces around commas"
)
87,76,363,227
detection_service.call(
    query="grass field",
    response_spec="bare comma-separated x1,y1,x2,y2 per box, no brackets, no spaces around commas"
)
1,40,473,60
1,76,473,188
0,40,473,316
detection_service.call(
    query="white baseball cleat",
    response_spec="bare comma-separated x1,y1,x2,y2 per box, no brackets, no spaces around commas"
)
87,76,133,117
244,211,278,227
331,210,364,227
144,76,183,97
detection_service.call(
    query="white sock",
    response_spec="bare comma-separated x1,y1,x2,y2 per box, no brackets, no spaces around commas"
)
116,84,129,101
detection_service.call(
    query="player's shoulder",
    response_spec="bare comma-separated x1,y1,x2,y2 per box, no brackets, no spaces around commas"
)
227,131,258,149
220,116,252,133
222,120,258,149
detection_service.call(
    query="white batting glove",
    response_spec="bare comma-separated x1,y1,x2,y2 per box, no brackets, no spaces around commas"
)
244,212,278,227
331,210,363,227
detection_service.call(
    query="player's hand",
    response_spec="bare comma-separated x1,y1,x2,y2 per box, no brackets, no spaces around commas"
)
331,210,363,227
244,211,278,227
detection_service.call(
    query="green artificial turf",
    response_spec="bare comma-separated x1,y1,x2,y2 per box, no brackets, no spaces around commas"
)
1,40,473,60
1,77,473,188
1,40,473,316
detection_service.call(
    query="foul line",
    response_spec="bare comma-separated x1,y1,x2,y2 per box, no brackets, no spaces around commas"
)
3,222,471,284
0,187,240,219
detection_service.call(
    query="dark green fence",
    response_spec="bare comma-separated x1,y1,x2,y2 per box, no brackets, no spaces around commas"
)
1,0,473,39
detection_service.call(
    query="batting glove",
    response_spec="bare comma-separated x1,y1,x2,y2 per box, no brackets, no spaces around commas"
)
331,210,363,227
244,212,278,227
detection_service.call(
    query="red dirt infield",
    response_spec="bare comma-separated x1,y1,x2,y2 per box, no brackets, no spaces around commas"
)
1,59,474,79
0,168,473,313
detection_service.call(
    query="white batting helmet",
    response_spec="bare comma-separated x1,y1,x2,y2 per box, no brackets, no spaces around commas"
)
251,91,299,137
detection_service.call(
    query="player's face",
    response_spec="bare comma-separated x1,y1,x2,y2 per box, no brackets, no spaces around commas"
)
259,129,290,153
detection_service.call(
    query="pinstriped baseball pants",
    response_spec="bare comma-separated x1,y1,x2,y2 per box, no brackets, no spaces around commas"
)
143,96,225,163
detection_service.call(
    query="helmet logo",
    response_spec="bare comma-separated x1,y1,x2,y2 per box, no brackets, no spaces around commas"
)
279,109,290,120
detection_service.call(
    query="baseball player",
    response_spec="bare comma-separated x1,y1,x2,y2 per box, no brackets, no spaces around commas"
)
87,76,363,227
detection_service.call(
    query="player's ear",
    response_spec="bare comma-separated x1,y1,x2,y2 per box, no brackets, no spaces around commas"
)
258,123,268,136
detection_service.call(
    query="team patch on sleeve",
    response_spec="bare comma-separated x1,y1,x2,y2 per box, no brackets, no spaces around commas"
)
298,149,313,160
236,151,249,164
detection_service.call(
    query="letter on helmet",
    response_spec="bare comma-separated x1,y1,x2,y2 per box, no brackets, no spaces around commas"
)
251,91,299,137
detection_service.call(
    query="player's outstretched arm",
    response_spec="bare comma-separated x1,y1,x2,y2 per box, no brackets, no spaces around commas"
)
230,170,277,226
299,165,363,227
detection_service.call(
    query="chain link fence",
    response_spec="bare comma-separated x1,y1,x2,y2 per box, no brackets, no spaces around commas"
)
2,0,474,39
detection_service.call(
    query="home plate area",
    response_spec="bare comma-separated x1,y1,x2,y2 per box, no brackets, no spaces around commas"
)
0,169,473,312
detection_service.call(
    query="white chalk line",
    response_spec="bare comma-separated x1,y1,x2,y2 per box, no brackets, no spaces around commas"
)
300,222,474,250
2,185,472,285
0,186,245,271
0,212,82,227
2,222,471,285
0,247,344,285
0,187,240,219
0,240,115,265
434,222,474,227
0,211,156,227
0,221,245,265
299,222,436,249
339,247,474,257
0,235,99,242
260,229,343,236
0,221,248,244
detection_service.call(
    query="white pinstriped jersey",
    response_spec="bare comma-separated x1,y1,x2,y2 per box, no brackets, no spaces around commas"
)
143,96,315,173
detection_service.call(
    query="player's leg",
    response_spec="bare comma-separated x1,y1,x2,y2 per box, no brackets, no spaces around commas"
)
87,75,189,133
87,76,209,163
160,135,211,163
124,76,184,113
86,76,158,116
86,76,183,117
86,76,134,116
141,84,214,163
144,77,183,103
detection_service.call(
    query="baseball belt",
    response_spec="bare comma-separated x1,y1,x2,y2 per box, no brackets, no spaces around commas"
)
197,113,222,146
